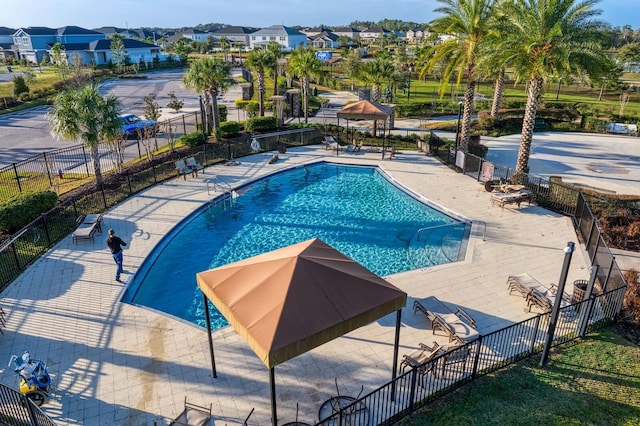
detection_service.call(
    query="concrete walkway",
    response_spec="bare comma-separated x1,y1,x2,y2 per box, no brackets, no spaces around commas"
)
0,146,592,425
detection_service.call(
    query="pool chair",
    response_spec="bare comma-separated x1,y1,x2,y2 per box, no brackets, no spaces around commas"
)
490,189,533,209
507,273,572,313
399,341,446,374
71,213,103,244
186,157,204,176
175,160,194,180
169,397,212,426
413,297,479,343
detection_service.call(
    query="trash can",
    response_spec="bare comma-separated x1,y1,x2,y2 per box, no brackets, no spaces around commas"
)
573,280,588,304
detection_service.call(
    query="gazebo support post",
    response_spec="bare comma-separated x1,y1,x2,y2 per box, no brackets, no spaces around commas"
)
202,293,217,378
270,367,278,426
391,309,401,401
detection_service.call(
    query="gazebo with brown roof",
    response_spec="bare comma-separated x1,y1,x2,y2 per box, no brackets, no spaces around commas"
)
196,238,407,425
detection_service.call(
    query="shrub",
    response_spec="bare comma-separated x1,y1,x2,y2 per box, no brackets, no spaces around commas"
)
245,116,277,132
13,75,29,97
219,121,241,138
218,104,228,122
0,190,58,233
178,131,206,147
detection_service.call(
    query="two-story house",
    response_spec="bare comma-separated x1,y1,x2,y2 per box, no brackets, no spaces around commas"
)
359,28,391,43
0,27,17,61
249,25,307,51
212,26,257,50
332,27,360,40
13,25,161,66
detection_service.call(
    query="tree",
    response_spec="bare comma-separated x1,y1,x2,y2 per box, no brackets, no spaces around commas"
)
110,34,127,73
247,48,275,116
616,42,640,67
337,35,352,48
48,85,122,187
183,57,234,138
219,37,230,62
358,56,402,102
267,41,284,96
13,75,29,97
494,0,609,176
167,91,184,113
343,48,362,81
419,0,495,153
287,46,323,123
172,37,195,64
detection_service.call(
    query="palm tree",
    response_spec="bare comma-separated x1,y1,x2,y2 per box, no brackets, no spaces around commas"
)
266,41,284,96
48,85,122,187
247,48,275,116
219,37,230,62
419,0,495,152
287,46,323,123
358,56,403,102
494,0,608,175
183,57,234,138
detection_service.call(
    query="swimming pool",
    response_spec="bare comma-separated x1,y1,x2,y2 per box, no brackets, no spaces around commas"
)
124,162,469,328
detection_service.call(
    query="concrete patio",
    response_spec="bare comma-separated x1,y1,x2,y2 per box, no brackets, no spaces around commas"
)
0,145,591,425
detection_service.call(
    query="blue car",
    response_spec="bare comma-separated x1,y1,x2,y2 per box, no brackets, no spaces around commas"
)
119,114,157,138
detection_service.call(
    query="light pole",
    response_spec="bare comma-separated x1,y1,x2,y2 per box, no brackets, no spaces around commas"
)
455,100,463,149
540,241,575,368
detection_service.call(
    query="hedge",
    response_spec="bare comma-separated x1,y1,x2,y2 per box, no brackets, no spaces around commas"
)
0,190,59,233
219,121,241,138
245,116,277,132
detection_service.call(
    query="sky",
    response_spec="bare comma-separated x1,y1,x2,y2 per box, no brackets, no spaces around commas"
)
1,0,638,30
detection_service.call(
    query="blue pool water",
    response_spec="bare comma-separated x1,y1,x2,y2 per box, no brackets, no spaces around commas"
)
124,163,468,328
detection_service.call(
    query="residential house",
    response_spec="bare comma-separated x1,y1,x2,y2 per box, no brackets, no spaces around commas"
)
249,25,307,51
300,26,331,37
359,28,390,43
212,26,257,50
180,29,211,43
308,31,339,49
13,25,162,66
332,27,360,40
0,27,17,61
95,26,158,42
67,39,162,66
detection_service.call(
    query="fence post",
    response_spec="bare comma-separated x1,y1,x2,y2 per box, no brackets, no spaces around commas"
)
43,152,53,187
601,256,615,293
530,315,542,354
585,218,596,248
408,368,418,414
590,236,600,265
82,145,90,177
10,241,21,270
72,197,78,219
182,115,187,134
41,214,52,246
578,265,599,337
470,338,482,380
12,163,22,193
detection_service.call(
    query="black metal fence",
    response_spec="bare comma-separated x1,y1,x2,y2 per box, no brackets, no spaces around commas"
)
315,285,627,426
0,383,57,426
0,128,322,292
0,111,201,200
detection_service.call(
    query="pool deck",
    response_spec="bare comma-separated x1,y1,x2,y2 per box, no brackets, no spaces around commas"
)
0,146,591,425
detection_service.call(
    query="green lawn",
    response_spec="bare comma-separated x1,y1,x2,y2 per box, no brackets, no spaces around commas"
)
398,328,640,426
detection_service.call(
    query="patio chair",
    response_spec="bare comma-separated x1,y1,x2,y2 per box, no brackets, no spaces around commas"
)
413,298,479,343
186,157,204,176
490,190,533,209
175,160,194,180
71,214,103,244
169,397,212,426
526,288,553,313
399,341,445,374
507,273,549,298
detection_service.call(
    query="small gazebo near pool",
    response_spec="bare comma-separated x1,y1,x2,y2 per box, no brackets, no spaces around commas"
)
196,238,407,425
337,99,394,139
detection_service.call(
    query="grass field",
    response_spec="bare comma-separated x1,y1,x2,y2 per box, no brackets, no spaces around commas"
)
398,328,640,426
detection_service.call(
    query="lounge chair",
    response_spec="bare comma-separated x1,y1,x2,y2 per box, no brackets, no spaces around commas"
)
71,214,103,244
399,341,443,374
169,397,212,426
413,297,479,343
490,189,533,209
323,136,341,152
388,147,398,159
186,157,204,176
175,160,194,180
507,273,572,313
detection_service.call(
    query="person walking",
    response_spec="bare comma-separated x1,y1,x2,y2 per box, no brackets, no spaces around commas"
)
106,229,127,283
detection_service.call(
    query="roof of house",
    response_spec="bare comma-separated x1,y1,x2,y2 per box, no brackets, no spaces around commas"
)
309,31,338,42
0,43,14,49
0,27,16,36
213,26,258,35
332,27,360,33
252,25,305,37
57,26,102,36
93,26,129,34
17,27,57,36
57,39,159,51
